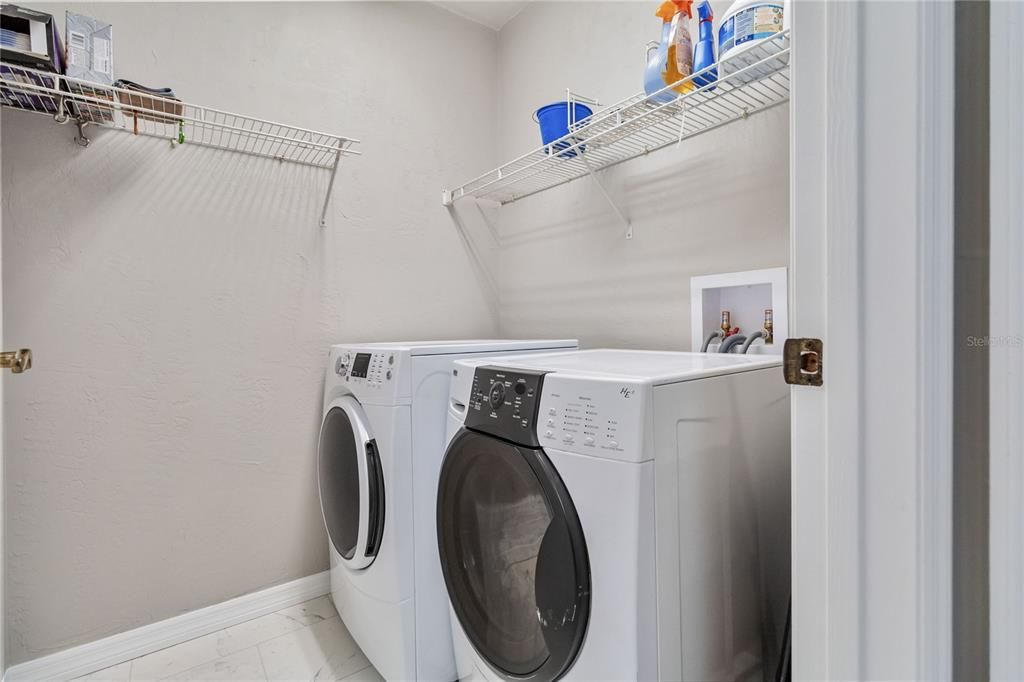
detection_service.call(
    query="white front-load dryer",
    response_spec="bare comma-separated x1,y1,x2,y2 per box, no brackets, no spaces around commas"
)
318,340,577,681
438,350,791,681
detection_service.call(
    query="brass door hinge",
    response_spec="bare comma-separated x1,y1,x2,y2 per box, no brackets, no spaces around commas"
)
783,338,822,386
0,349,32,374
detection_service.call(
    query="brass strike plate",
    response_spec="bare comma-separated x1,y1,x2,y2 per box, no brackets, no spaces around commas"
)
783,338,823,386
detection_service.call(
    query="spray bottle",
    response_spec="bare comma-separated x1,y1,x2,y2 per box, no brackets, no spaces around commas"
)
692,0,717,89
644,0,694,102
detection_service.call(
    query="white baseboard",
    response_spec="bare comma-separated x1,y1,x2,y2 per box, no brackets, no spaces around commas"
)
5,571,331,682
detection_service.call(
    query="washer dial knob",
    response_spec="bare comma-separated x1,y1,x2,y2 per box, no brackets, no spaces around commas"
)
335,354,350,375
488,382,505,409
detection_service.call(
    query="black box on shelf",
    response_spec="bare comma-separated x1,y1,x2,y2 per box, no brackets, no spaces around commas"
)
0,4,65,115
0,4,64,73
0,63,59,114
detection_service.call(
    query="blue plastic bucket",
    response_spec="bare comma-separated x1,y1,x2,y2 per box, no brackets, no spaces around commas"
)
535,102,593,157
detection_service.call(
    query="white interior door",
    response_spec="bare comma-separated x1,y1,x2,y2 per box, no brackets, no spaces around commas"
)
790,1,954,679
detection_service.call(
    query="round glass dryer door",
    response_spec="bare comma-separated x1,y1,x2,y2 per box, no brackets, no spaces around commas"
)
318,395,385,570
437,428,590,681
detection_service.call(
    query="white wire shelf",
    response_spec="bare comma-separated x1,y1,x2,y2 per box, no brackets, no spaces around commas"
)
0,62,360,226
443,30,790,212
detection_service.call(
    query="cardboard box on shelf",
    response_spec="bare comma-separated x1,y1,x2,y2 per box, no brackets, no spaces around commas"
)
64,12,115,123
114,81,183,127
65,12,112,85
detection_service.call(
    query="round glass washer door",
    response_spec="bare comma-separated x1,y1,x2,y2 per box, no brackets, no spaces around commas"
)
318,395,385,570
437,428,590,681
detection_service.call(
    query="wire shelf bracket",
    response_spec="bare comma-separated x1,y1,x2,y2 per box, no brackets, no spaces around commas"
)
0,62,360,227
579,149,632,239
441,31,791,239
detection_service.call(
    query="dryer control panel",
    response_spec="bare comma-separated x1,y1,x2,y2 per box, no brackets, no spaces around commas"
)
465,366,546,447
334,350,395,389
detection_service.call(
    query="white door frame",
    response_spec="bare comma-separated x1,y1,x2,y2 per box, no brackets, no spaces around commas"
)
989,1,1023,679
790,1,954,679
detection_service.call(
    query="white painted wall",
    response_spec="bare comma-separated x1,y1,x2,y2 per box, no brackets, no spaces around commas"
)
1,2,499,664
491,1,789,349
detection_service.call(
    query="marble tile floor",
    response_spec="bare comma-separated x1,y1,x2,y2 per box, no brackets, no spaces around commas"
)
72,596,384,682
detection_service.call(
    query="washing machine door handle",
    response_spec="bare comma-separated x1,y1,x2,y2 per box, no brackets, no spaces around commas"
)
318,395,384,571
535,520,585,638
362,438,386,559
530,449,591,677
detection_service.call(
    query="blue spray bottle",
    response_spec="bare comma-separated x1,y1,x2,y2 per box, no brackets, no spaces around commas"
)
692,0,717,89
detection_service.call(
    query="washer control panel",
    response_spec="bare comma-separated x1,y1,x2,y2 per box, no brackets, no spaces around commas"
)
465,366,545,447
334,350,396,388
536,374,645,461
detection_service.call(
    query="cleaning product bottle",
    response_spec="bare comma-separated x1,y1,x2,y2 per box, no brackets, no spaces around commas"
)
662,0,694,94
644,0,694,102
718,0,789,82
644,17,675,102
692,0,717,89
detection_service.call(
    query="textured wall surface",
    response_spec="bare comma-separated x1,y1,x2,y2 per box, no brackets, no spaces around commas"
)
1,2,499,663
492,1,789,349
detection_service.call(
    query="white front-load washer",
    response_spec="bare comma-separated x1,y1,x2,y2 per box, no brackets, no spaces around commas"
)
438,350,791,681
318,340,577,681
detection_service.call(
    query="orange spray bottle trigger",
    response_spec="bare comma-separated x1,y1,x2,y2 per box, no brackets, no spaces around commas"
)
656,0,692,20
656,1,677,21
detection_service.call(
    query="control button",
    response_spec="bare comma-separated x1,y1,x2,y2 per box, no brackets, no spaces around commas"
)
585,436,595,445
562,434,574,443
607,440,619,448
545,430,553,438
546,419,555,427
488,382,505,409
386,370,392,380
388,354,394,365
514,380,527,395
548,408,557,416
